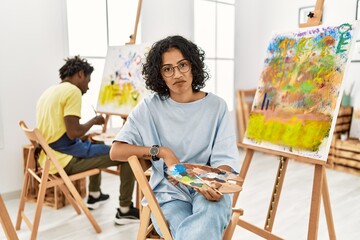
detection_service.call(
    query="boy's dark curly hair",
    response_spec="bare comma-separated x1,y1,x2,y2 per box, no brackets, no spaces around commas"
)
59,55,94,80
142,35,209,99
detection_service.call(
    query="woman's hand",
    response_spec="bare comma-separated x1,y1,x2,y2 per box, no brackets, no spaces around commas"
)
196,183,223,202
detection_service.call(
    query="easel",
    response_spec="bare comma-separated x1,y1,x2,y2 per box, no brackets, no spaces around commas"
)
235,143,335,240
235,0,336,239
299,0,324,28
96,0,144,209
98,0,143,133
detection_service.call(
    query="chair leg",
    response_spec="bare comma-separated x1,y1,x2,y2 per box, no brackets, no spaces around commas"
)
137,182,142,213
57,169,101,233
30,169,50,240
57,183,81,215
0,195,19,240
223,209,242,240
138,205,151,240
15,170,31,230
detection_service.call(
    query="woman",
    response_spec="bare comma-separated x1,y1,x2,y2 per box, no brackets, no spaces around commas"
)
110,35,239,239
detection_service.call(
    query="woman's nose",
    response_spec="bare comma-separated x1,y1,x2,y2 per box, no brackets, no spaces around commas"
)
173,66,182,78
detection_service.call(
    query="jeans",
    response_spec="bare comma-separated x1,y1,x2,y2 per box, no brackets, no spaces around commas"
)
151,189,232,240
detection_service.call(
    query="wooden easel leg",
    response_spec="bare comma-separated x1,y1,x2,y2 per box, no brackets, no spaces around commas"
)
102,114,110,133
308,164,324,240
322,170,336,240
233,149,254,205
237,218,284,240
264,157,289,231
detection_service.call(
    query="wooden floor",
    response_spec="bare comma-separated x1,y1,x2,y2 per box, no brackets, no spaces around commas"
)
1,150,360,239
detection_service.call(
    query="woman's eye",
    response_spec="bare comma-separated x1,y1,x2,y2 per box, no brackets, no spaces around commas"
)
163,67,172,72
179,62,187,68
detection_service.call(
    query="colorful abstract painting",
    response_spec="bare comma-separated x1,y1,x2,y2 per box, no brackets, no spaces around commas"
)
243,23,358,161
96,43,151,115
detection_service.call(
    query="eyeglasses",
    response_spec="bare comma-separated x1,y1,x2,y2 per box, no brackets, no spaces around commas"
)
161,59,191,78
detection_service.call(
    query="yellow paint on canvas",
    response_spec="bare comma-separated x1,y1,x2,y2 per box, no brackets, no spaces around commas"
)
98,82,140,108
246,112,331,151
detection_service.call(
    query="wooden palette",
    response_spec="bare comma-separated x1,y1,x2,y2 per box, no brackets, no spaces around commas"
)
91,133,115,143
168,163,243,194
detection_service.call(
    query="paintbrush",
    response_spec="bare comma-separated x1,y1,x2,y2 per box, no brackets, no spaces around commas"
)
194,174,223,196
91,105,97,116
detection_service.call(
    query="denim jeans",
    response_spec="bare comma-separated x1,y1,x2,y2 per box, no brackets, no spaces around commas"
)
151,188,232,240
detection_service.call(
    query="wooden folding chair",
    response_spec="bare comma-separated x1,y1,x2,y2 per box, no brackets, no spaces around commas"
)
16,121,102,239
236,89,256,142
127,155,244,240
0,194,19,240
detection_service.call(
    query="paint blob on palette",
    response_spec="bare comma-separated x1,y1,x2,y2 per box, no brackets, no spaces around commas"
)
168,163,242,194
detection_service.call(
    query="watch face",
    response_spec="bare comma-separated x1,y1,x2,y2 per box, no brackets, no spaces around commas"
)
150,146,159,156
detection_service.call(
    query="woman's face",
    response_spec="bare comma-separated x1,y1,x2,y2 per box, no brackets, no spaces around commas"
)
161,48,193,98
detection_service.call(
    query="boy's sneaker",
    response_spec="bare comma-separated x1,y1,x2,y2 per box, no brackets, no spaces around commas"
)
86,192,110,210
114,203,140,224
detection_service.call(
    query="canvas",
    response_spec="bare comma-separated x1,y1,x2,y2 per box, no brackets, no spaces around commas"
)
243,22,358,161
96,43,151,115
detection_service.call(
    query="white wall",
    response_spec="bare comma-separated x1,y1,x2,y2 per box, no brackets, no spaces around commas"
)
0,0,67,194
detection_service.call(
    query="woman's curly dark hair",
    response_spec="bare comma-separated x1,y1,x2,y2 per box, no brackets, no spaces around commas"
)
142,35,209,99
59,55,94,80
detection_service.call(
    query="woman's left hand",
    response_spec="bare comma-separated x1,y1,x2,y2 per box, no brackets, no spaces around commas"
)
196,183,223,202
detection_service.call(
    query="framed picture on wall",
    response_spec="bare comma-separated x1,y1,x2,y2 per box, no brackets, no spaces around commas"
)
298,6,314,25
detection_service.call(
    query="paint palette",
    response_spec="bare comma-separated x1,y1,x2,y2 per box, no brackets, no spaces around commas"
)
91,133,115,145
168,163,243,194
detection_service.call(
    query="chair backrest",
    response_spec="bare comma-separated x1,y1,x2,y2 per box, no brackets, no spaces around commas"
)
236,89,256,142
19,121,57,168
19,120,69,175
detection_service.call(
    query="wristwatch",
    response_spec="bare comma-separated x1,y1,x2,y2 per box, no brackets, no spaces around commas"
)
149,145,160,161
